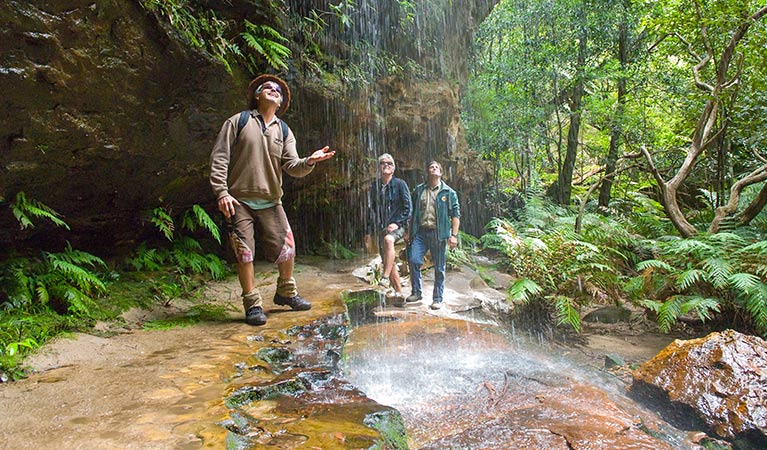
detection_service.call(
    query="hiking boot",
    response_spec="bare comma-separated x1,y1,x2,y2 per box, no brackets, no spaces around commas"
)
430,301,443,310
245,306,267,326
406,294,422,303
273,293,312,311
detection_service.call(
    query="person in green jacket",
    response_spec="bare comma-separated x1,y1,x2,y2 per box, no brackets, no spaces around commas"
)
210,74,335,326
406,160,460,310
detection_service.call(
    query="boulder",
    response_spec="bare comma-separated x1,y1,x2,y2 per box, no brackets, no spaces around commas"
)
630,329,767,445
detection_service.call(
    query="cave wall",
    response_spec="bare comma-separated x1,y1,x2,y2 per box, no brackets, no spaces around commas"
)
0,0,496,256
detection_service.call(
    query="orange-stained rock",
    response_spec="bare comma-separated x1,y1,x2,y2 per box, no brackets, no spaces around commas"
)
630,329,767,442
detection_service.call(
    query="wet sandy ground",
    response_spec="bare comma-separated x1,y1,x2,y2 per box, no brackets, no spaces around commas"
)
0,260,358,450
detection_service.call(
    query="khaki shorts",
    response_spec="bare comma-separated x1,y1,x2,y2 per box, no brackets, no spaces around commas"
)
377,226,406,257
230,203,295,264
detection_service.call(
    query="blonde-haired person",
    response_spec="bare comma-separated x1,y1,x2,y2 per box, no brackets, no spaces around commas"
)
365,153,412,303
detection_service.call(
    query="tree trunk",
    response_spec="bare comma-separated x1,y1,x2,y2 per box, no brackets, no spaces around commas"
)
554,7,587,205
736,182,767,226
642,5,767,237
598,15,628,210
709,166,767,232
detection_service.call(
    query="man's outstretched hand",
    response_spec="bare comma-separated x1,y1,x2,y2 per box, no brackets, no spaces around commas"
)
307,146,335,165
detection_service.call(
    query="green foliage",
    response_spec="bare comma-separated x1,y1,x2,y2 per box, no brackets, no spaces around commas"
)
139,0,292,73
0,243,108,317
0,336,38,382
151,207,175,241
508,278,542,303
241,21,292,71
139,0,240,73
10,191,69,230
483,201,634,332
632,232,767,335
130,205,227,281
141,303,232,330
321,240,357,260
553,295,581,333
329,0,357,32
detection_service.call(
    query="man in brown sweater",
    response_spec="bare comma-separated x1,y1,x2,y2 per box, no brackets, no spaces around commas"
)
210,74,335,326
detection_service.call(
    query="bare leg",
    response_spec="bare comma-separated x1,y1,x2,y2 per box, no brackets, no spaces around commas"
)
382,234,396,278
236,261,255,294
390,262,403,293
382,235,403,293
278,258,293,279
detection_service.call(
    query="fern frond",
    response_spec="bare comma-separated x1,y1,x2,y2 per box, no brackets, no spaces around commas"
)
508,278,542,303
662,238,713,259
728,272,761,294
676,269,705,291
11,192,70,230
55,285,97,316
678,295,720,323
60,243,107,269
553,295,581,332
241,21,291,70
183,205,221,244
638,298,662,313
151,207,175,241
657,296,683,333
48,259,106,294
701,257,732,290
736,240,767,255
743,284,767,334
35,284,50,306
705,232,747,251
636,259,674,273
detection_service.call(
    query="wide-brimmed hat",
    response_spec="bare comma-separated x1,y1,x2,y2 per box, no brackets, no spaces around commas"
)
247,74,291,116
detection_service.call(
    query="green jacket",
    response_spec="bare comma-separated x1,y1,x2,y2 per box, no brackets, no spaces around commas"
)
410,180,460,240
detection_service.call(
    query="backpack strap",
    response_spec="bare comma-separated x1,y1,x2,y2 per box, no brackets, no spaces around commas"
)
280,120,289,141
234,110,250,146
235,111,289,145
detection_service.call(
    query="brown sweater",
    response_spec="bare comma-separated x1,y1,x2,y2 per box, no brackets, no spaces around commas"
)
209,112,314,203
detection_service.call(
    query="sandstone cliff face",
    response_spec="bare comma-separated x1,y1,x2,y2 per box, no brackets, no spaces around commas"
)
1,0,495,255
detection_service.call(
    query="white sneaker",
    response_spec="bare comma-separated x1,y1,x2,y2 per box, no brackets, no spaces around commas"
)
378,276,390,288
385,290,405,307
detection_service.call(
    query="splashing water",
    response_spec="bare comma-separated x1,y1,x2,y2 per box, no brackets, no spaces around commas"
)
344,316,699,449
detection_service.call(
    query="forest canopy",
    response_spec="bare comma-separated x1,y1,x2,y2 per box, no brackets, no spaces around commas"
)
463,0,767,237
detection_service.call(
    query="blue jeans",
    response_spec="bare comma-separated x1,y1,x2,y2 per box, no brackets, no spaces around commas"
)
408,228,447,303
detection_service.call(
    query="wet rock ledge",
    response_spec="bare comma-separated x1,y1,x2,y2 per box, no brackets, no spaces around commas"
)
220,313,407,449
